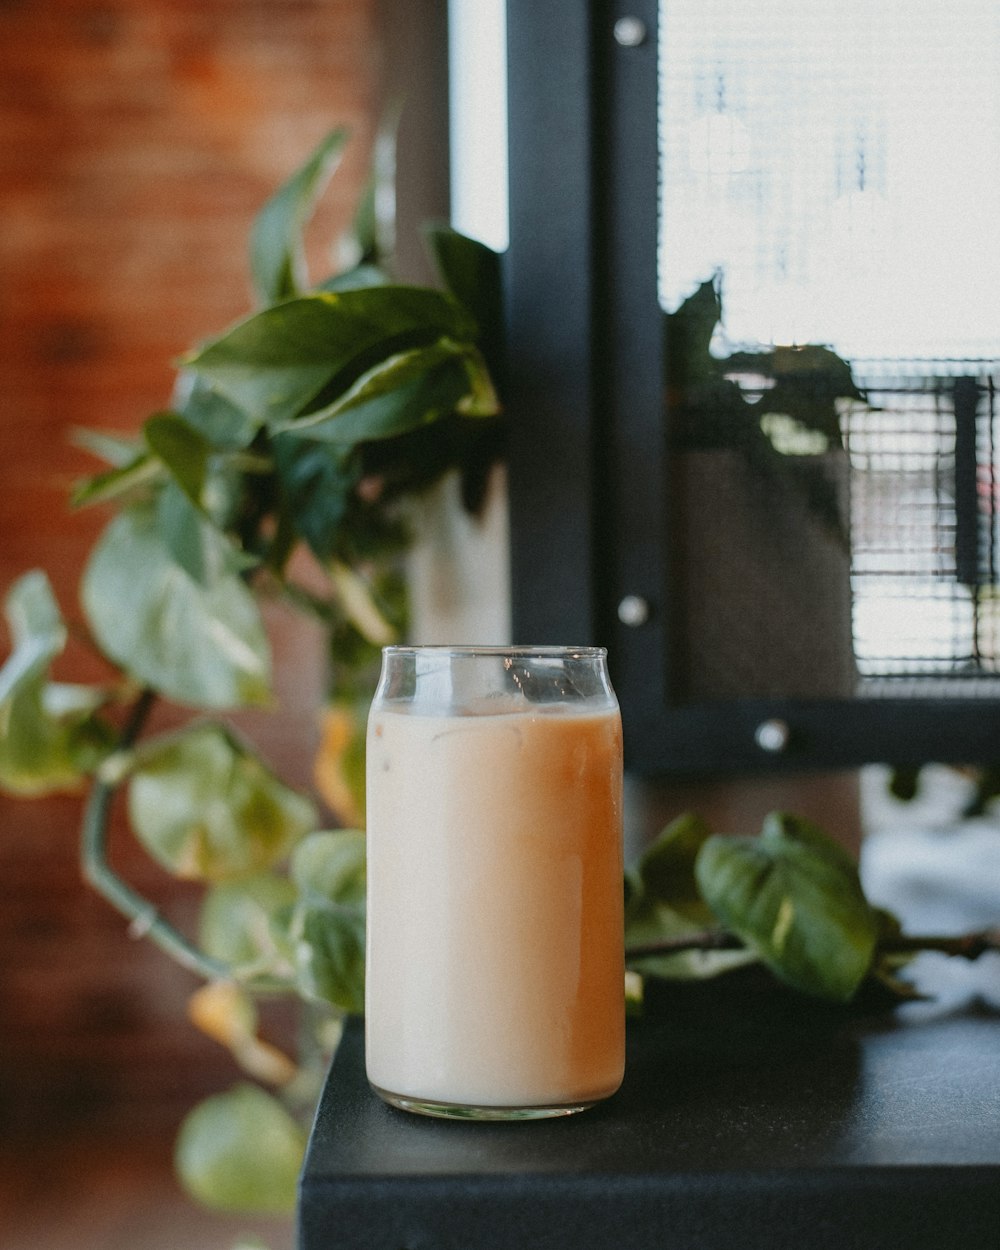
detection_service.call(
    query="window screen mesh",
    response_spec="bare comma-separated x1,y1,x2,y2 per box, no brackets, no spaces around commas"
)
659,1,1000,699
847,363,1000,695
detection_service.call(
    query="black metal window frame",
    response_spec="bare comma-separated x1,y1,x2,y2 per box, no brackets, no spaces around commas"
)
503,0,1000,775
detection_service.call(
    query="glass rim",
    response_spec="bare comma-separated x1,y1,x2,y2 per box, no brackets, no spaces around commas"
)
381,644,608,659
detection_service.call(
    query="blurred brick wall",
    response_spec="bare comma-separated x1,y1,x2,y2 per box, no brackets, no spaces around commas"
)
0,0,381,1135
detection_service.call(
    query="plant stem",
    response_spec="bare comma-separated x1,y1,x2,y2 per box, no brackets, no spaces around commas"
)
625,928,1000,963
878,930,1000,960
79,688,230,982
625,931,746,960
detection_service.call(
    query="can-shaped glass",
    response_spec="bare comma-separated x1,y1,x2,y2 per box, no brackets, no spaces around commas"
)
365,645,625,1120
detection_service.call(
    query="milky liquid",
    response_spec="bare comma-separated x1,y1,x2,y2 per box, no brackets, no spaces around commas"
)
365,704,625,1110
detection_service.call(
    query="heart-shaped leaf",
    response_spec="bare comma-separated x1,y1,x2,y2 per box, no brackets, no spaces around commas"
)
127,723,317,882
250,127,348,305
287,829,366,1013
273,339,496,444
144,413,212,511
184,287,477,428
695,811,878,1001
271,435,357,563
198,872,298,978
82,501,271,708
154,483,256,588
423,223,503,370
71,453,162,509
291,828,366,905
176,373,262,449
637,811,715,925
175,1084,305,1214
0,572,111,794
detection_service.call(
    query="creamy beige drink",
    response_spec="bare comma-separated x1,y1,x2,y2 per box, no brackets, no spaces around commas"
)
365,697,624,1116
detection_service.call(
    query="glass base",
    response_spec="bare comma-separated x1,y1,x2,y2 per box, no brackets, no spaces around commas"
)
370,1083,598,1121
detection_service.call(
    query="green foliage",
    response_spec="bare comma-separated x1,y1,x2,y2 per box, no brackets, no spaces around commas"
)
82,501,272,708
175,1083,306,1214
184,286,481,429
0,572,112,795
423,223,505,377
695,812,879,1001
287,829,367,1014
635,811,716,927
250,127,348,305
0,123,496,1226
0,127,937,1228
626,810,910,1005
625,813,757,982
127,723,318,882
273,338,497,443
198,872,298,980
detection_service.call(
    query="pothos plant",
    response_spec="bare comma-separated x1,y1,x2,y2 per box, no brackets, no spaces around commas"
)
0,127,504,1220
1,130,997,1235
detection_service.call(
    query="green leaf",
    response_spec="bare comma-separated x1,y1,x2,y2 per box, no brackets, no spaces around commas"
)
0,571,66,702
183,287,478,428
694,812,879,1002
198,872,298,979
423,223,503,368
71,426,143,467
82,501,271,708
343,172,378,265
175,1084,305,1214
291,828,366,905
0,572,111,794
127,723,317,883
154,482,257,587
455,344,502,417
71,453,162,509
316,262,389,293
636,811,715,926
271,435,357,563
625,816,756,983
624,891,755,983
176,373,262,449
760,810,861,878
329,561,396,646
288,829,367,1013
293,905,366,1014
250,127,348,305
337,104,399,270
144,412,211,510
273,339,495,444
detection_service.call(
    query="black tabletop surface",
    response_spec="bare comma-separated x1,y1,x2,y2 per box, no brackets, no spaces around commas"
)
298,826,1000,1250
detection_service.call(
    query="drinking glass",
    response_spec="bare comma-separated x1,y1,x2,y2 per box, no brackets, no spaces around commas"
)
364,645,625,1120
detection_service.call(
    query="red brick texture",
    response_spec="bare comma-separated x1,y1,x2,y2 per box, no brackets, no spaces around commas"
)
0,0,381,1134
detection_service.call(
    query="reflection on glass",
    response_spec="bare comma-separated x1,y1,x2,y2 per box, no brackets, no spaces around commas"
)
658,0,1000,698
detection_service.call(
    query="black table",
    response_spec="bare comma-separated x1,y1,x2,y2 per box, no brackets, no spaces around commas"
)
298,827,1000,1249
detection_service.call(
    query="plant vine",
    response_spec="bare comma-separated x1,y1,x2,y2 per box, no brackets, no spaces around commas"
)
0,129,997,1235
